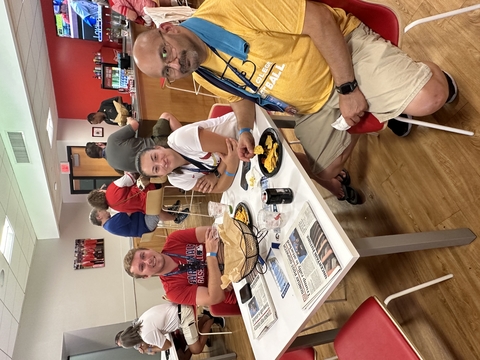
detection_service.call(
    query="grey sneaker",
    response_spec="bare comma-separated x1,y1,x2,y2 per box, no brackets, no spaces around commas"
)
174,208,190,224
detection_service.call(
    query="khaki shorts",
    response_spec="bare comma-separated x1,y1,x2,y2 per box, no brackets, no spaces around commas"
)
151,118,172,147
294,23,432,173
178,304,199,345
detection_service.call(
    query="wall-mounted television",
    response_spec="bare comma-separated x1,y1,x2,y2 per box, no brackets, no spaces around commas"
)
53,0,103,41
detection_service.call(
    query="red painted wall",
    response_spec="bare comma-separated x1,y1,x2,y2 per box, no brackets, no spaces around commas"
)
40,0,130,119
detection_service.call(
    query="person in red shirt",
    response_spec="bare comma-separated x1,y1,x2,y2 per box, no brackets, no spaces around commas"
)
87,172,189,224
124,226,236,307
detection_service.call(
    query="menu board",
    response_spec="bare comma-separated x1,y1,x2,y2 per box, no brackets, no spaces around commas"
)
101,63,129,90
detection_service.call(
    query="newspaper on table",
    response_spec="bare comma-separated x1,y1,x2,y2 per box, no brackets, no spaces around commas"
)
246,271,278,339
280,202,341,309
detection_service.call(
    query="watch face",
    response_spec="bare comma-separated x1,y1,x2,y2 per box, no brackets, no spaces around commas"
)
337,80,357,94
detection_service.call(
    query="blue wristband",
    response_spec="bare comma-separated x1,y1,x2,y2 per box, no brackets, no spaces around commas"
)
238,128,252,136
206,252,217,257
224,171,236,177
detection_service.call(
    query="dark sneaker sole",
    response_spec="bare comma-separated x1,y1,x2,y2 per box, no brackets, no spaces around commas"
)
443,71,458,104
387,115,413,137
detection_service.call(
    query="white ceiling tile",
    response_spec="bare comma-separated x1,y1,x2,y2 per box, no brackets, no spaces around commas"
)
7,319,18,357
24,50,37,97
7,241,20,279
0,267,10,303
3,271,17,313
5,0,22,32
12,283,24,322
14,9,30,67
19,5,34,47
16,255,28,292
0,307,12,353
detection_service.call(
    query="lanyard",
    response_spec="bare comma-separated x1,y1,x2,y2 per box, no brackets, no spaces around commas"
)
208,45,258,92
162,253,206,277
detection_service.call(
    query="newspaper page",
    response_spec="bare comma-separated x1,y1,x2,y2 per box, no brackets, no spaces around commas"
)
266,253,290,298
246,272,278,339
280,202,341,309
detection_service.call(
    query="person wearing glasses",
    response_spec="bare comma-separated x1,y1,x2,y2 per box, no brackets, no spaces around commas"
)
132,0,458,205
135,111,239,194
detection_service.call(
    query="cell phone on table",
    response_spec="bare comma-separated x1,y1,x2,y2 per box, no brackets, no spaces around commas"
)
239,283,252,303
240,161,251,191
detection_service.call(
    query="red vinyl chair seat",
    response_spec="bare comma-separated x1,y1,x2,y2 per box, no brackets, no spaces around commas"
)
210,301,241,317
208,103,234,119
280,347,316,360
334,296,421,360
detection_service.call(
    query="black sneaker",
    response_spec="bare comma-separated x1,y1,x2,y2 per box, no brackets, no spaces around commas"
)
387,114,413,137
213,316,226,328
444,71,458,104
166,200,181,213
174,208,190,224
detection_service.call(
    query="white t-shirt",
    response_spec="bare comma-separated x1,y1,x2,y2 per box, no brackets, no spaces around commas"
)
139,303,180,348
167,112,237,190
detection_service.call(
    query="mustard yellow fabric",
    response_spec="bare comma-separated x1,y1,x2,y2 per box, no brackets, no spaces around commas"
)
192,0,360,114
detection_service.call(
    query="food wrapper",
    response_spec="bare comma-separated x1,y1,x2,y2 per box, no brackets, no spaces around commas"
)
218,212,249,289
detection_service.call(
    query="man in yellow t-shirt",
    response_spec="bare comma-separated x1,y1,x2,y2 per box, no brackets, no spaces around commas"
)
133,0,456,205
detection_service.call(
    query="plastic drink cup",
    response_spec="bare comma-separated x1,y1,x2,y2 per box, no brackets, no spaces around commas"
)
208,201,233,218
257,209,286,229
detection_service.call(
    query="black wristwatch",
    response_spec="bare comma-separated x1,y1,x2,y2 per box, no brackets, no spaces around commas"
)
335,79,358,95
213,169,221,178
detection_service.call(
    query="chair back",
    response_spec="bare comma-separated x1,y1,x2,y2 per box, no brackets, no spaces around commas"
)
280,347,317,360
145,188,165,215
334,296,422,360
208,104,234,119
319,0,401,46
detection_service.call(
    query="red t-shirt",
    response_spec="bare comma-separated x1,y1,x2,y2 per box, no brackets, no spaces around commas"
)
160,228,237,306
105,173,155,213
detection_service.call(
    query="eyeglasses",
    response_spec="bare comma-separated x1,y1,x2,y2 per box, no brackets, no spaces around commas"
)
159,31,176,84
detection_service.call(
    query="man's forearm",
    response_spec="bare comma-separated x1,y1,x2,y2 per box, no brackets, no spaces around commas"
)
302,2,355,86
206,256,225,304
230,99,256,131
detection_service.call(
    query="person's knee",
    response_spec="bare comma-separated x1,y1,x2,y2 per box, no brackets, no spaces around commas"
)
408,63,448,115
188,342,203,354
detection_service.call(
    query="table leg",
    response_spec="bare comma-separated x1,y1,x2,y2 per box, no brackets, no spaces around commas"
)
288,328,340,350
354,228,476,257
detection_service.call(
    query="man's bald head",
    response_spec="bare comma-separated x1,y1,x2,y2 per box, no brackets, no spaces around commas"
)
133,29,164,78
133,23,207,80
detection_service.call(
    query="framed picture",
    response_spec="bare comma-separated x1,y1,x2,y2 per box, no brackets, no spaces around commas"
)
74,238,105,270
92,127,104,137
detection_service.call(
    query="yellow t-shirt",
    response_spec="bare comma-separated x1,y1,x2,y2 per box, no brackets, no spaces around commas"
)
192,0,360,114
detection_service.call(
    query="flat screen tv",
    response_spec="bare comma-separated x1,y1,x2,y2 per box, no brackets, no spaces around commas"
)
101,63,129,90
53,0,103,41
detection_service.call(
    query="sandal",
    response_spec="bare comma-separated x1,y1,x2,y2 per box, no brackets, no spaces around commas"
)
338,184,363,205
336,168,351,186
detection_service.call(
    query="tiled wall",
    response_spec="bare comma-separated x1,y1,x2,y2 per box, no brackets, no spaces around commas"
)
0,137,37,360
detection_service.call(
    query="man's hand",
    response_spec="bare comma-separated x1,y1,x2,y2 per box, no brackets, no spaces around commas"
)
195,173,218,193
218,138,239,170
339,88,369,126
205,227,220,252
237,132,255,162
125,9,138,21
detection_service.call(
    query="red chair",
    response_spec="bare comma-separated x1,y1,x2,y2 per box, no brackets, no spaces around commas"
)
208,103,234,119
331,274,453,359
210,301,241,317
280,347,317,360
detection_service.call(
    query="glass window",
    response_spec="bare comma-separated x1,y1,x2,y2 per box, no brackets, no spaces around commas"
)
0,217,15,263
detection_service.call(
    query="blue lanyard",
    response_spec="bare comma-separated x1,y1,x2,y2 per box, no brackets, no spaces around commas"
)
208,46,258,92
162,253,206,277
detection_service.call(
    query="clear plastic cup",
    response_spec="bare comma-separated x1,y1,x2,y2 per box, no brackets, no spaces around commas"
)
208,201,233,218
257,209,286,230
210,223,220,240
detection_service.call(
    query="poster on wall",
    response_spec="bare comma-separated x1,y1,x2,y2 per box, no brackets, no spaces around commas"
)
74,238,105,269
53,0,103,41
